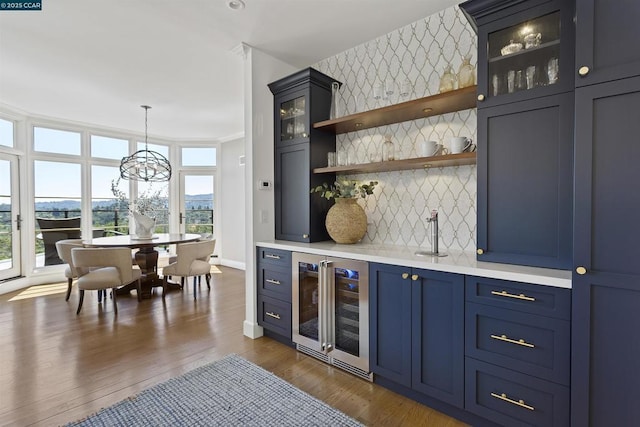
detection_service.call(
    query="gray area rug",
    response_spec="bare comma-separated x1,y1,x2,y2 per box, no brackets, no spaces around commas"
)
65,354,362,426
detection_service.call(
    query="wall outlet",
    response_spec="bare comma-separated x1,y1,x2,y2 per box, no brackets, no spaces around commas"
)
257,180,272,190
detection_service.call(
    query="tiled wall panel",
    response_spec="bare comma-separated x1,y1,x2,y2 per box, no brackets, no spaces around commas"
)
315,6,478,251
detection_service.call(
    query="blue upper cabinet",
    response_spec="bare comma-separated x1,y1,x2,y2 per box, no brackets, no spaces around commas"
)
460,0,575,269
461,0,575,109
575,0,640,87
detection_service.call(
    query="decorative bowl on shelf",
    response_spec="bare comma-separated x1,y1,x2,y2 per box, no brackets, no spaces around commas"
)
500,40,523,56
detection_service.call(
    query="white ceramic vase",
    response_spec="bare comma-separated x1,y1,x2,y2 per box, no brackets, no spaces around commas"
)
132,212,156,239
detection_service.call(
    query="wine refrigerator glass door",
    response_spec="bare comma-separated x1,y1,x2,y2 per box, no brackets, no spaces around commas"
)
328,258,369,373
292,252,321,351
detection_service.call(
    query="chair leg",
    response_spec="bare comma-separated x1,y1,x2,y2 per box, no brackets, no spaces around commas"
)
193,277,197,300
112,288,118,315
162,276,168,299
76,289,85,315
181,277,185,288
65,278,73,301
205,273,211,289
97,289,103,303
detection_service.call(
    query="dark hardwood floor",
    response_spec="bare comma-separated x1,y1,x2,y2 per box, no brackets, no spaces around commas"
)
0,265,467,426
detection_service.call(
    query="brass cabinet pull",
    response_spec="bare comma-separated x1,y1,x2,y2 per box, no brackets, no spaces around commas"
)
477,248,484,255
578,66,590,76
491,392,535,411
477,94,485,101
411,274,419,281
491,334,535,348
265,254,281,260
265,311,281,320
576,266,587,275
302,234,309,239
401,273,409,279
265,279,281,285
490,290,536,302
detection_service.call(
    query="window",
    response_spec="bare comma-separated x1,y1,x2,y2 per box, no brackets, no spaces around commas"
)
182,147,217,167
91,135,129,160
34,127,81,155
0,118,13,148
34,160,81,267
138,181,169,233
92,166,128,236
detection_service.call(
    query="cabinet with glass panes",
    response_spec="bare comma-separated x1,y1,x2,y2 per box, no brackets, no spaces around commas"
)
279,96,308,142
463,0,575,108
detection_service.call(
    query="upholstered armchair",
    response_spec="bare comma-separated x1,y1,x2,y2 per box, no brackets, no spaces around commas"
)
71,247,142,315
162,239,215,299
55,239,84,301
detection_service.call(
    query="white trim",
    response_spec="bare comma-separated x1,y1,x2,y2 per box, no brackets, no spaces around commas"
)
220,258,245,270
243,320,264,339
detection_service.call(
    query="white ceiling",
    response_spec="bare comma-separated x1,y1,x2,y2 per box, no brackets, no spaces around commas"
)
0,0,460,140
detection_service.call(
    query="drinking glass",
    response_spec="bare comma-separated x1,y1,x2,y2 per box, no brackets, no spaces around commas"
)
547,58,559,84
526,65,536,89
384,79,395,97
372,82,383,100
507,70,516,93
399,78,412,97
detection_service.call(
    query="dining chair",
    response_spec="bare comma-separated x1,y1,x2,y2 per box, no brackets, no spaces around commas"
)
71,247,142,315
37,217,81,265
55,239,84,301
162,239,215,299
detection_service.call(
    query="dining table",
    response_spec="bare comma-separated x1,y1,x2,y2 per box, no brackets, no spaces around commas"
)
82,233,201,299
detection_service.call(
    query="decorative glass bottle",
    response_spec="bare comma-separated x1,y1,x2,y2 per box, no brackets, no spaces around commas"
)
439,65,456,93
329,82,340,119
382,134,395,161
457,55,476,88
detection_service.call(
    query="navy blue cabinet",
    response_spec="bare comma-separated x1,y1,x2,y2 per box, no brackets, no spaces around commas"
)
256,247,293,341
269,68,338,243
461,0,575,270
369,263,464,408
572,76,640,427
465,276,571,426
476,92,574,269
575,0,640,87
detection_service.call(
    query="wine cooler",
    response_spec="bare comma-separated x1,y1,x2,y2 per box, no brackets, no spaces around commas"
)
292,252,371,381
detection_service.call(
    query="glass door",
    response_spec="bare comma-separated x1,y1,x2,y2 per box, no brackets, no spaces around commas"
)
328,258,369,372
0,154,20,280
179,172,214,236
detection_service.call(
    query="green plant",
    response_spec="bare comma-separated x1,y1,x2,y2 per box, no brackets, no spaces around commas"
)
310,180,378,201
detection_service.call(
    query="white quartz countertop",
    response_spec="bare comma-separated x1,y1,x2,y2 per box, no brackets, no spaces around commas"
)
256,240,572,289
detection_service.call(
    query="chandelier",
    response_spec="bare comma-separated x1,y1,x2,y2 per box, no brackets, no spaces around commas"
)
119,105,172,182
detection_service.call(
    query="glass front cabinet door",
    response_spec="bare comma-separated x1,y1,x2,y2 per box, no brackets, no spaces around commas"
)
467,0,575,108
278,93,308,143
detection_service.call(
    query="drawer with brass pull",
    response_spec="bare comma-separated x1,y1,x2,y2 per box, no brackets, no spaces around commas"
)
465,358,569,427
258,294,291,339
257,267,292,301
466,276,570,320
466,302,570,385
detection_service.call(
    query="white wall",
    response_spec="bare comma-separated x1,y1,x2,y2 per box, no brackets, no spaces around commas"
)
243,45,297,339
220,136,246,269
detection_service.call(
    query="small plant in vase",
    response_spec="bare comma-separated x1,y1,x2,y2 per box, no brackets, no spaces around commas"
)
311,180,378,244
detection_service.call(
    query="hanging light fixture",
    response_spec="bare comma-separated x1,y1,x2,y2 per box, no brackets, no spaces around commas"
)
119,105,172,182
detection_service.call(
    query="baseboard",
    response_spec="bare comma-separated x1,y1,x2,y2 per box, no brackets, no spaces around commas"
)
243,320,264,339
220,258,246,270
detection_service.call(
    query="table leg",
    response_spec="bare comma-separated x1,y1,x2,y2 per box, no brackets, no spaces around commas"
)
116,247,163,299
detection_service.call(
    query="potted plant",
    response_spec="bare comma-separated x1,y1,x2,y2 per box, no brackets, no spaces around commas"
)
311,180,378,244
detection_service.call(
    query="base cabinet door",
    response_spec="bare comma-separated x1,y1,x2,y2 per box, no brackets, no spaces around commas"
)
572,76,640,427
369,263,464,408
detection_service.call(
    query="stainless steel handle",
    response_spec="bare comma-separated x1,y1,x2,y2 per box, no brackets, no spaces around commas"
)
490,392,535,411
491,290,536,302
318,260,327,351
265,254,281,260
265,311,281,320
491,334,535,348
265,279,281,285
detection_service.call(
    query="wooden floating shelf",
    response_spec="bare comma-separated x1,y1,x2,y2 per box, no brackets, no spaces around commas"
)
313,85,477,135
313,152,477,175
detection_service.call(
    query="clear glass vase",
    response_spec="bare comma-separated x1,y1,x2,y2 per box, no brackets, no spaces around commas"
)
439,65,456,93
329,82,340,119
457,55,476,88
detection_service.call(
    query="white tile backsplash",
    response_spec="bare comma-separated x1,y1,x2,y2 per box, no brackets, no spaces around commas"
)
315,6,478,251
